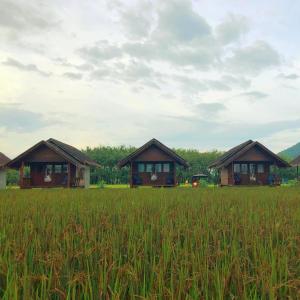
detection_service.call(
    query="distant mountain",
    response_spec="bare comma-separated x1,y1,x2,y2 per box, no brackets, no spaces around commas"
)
279,142,300,160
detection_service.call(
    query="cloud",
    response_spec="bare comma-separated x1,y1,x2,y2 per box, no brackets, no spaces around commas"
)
225,41,280,74
78,0,281,93
89,60,162,89
79,1,218,69
0,0,60,45
221,75,251,89
118,1,153,40
216,14,249,45
155,1,211,43
0,105,53,132
195,102,226,117
78,41,123,63
239,91,268,100
277,73,299,80
171,74,251,95
2,57,51,77
162,114,300,150
0,0,58,31
63,72,83,80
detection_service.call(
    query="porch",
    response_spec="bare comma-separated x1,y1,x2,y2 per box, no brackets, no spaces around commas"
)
130,161,176,187
19,162,90,189
225,161,280,186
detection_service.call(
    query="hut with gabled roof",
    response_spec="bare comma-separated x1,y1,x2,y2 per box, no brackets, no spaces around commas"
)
0,152,10,189
7,138,100,189
209,140,290,186
118,138,188,187
290,155,300,180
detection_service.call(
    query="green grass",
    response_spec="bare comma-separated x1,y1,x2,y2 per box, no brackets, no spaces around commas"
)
0,187,299,299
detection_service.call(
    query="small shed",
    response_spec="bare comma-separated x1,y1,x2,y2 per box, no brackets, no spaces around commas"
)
191,173,208,187
7,138,100,189
290,155,300,180
118,138,188,187
209,140,290,186
0,152,10,189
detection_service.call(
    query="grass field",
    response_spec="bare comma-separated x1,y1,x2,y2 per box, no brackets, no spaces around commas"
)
0,188,299,299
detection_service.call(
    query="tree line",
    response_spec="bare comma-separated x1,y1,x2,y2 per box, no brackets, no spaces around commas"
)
6,145,298,186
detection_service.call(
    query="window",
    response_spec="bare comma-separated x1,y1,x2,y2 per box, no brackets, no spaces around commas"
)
249,164,255,175
257,164,264,173
155,164,162,173
163,163,170,173
233,164,240,173
146,164,153,173
44,165,53,182
62,164,68,173
241,164,248,174
54,165,62,173
138,163,145,173
46,165,53,174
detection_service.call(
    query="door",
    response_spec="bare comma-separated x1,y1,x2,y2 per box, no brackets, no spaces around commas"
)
221,167,228,185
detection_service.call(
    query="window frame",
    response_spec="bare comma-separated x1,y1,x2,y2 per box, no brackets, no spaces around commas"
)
146,164,153,173
138,163,145,173
163,163,170,173
241,164,248,174
257,164,264,174
62,164,68,173
155,163,162,173
233,163,241,173
54,165,62,174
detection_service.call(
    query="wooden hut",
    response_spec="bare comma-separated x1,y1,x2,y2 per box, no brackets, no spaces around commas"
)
290,155,300,180
209,140,290,186
7,138,100,189
118,138,188,187
0,152,10,189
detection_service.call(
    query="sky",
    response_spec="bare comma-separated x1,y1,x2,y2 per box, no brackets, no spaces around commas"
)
1,0,300,157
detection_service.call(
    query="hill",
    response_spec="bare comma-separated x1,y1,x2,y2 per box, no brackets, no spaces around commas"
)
279,142,300,160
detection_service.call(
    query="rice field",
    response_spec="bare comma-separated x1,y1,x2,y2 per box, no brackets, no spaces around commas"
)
0,187,300,299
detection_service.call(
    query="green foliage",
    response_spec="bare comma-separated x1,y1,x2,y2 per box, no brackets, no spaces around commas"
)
174,148,223,183
98,179,106,188
6,169,19,186
84,145,136,185
0,188,300,298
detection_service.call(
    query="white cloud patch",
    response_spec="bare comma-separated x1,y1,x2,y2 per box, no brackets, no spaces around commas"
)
277,73,299,80
2,57,51,77
0,105,55,132
63,72,83,80
225,41,280,74
239,91,268,100
216,14,249,45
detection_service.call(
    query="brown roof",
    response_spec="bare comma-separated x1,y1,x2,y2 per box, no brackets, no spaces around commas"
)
7,138,100,169
0,152,10,169
118,138,189,168
209,140,290,169
290,155,300,167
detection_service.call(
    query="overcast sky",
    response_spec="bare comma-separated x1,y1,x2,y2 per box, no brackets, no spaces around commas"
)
1,0,300,156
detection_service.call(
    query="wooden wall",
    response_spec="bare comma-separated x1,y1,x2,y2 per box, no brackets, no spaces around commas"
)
135,145,174,162
131,162,175,186
24,144,66,163
24,163,77,188
223,162,271,186
237,146,274,162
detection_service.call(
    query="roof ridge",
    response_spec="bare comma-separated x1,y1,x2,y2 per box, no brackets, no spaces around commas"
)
209,140,253,168
209,139,290,169
118,138,188,168
47,138,99,167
